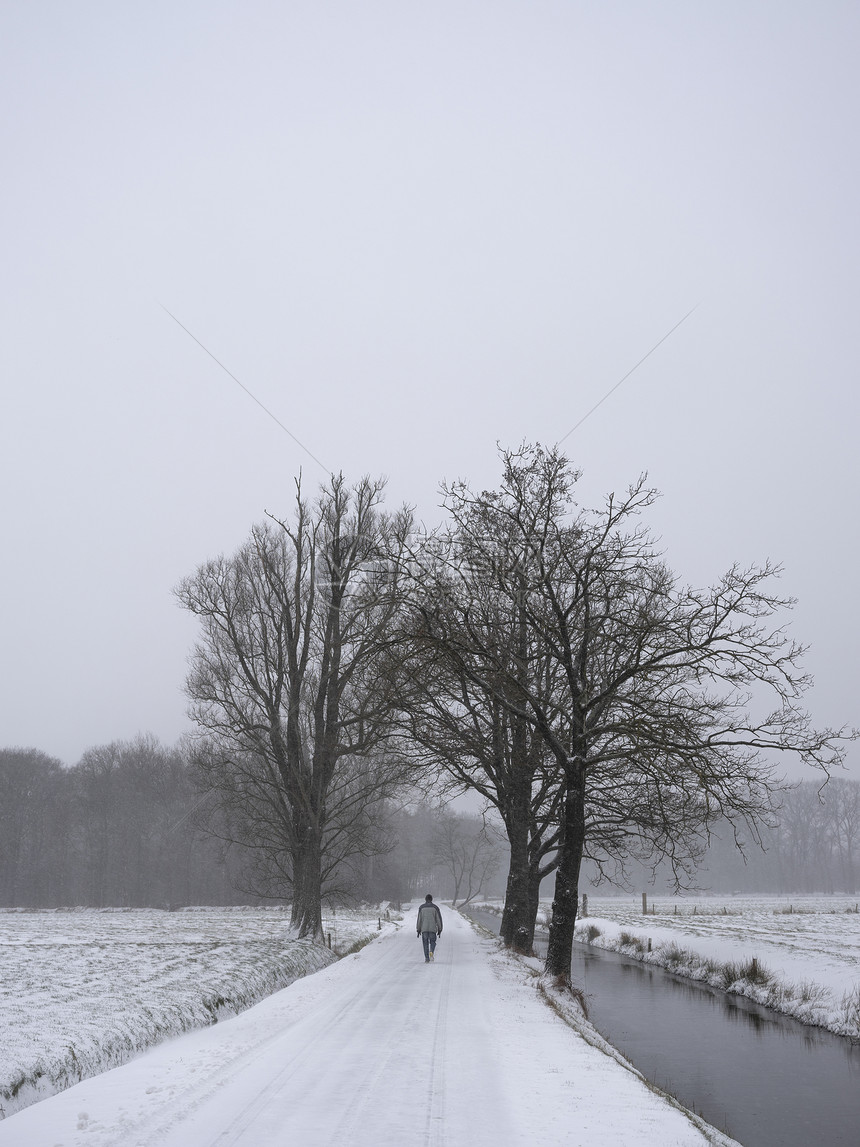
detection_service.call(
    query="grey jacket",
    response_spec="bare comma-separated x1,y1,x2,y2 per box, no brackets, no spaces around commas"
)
416,902,443,935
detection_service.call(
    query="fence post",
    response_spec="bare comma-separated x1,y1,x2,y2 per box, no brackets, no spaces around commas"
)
642,892,648,916
581,894,588,918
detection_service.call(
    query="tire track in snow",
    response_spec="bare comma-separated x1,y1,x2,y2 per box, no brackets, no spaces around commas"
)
134,939,395,1147
296,941,423,1145
423,926,455,1147
206,940,403,1147
326,926,456,1145
150,913,528,1147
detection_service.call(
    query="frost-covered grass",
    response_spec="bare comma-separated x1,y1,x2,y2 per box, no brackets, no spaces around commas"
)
572,894,860,1041
0,905,399,1118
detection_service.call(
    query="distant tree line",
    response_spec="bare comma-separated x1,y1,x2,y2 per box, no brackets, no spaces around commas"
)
6,730,854,912
696,778,860,894
0,738,251,908
575,778,860,897
0,737,505,910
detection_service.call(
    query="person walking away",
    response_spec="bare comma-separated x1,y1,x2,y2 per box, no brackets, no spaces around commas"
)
416,894,443,962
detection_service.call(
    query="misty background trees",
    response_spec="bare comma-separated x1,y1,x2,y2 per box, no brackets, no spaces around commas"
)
1,736,857,909
0,738,246,908
0,739,508,909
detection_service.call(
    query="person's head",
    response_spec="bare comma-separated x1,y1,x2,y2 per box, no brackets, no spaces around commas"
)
425,894,433,902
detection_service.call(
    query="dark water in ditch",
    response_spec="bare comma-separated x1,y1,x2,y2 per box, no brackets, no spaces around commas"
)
464,908,860,1147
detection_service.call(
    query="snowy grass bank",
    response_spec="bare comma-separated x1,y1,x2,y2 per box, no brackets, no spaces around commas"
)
0,905,399,1118
570,895,860,1041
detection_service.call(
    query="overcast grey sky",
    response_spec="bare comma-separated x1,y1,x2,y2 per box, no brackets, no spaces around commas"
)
2,1,857,781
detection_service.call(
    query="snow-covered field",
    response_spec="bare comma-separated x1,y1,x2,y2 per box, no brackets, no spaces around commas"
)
0,905,398,1119
0,909,738,1147
564,895,860,1040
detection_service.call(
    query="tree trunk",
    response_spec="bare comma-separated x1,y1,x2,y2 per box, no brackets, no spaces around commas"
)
545,769,586,981
525,859,543,945
290,846,306,928
499,781,532,948
500,838,531,948
294,819,323,938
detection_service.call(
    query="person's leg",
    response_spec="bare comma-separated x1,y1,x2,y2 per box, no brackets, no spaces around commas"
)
422,931,431,960
429,932,437,956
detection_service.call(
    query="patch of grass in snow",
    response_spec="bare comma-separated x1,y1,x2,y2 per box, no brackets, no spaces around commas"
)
537,977,589,1022
797,980,830,1005
660,942,689,970
469,901,503,917
719,957,771,989
618,931,647,953
838,984,860,1034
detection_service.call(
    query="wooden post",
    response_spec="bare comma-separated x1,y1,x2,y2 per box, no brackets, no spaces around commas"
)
327,932,332,949
642,892,648,915
581,894,588,918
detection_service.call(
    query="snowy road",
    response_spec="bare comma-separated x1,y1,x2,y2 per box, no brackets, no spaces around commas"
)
0,911,733,1146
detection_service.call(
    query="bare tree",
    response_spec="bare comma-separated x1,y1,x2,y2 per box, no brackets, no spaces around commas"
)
431,807,503,907
411,444,854,981
176,474,412,937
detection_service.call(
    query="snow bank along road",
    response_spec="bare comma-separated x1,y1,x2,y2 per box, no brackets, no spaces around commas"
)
0,911,736,1147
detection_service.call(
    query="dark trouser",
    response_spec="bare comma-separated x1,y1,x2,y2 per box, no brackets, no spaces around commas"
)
421,931,438,959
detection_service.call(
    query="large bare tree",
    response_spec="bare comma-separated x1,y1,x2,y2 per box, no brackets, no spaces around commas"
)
410,444,854,981
176,474,412,937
